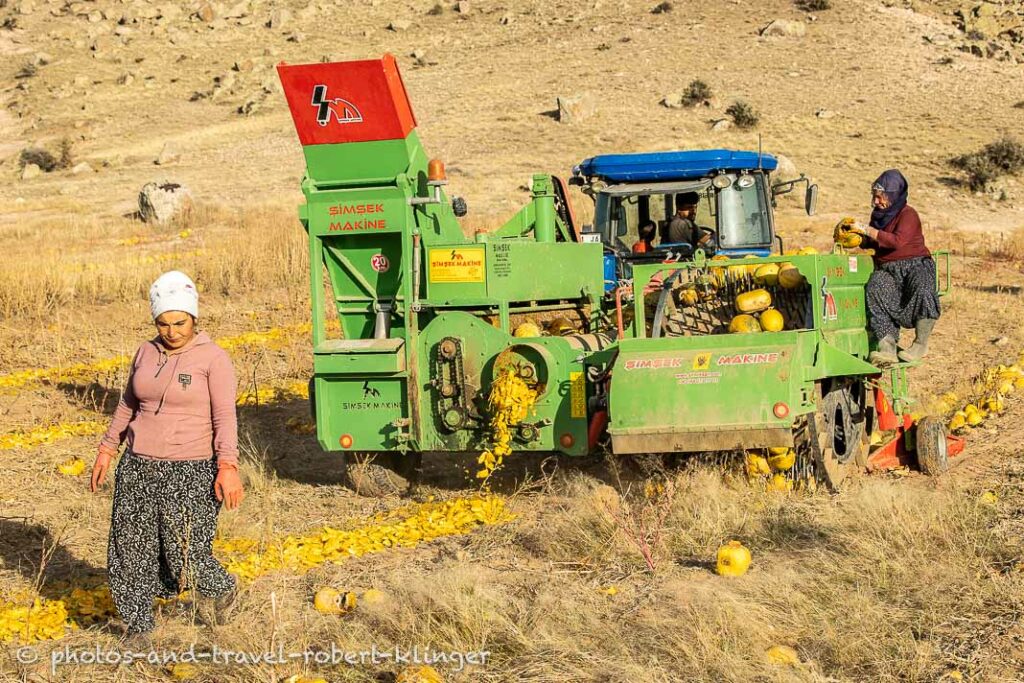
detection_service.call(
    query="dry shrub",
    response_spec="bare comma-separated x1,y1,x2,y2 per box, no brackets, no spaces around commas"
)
681,79,712,107
726,100,760,129
950,135,1024,191
796,0,832,10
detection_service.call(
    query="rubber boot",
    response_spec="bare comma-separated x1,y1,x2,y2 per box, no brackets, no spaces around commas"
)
869,335,898,367
898,319,936,362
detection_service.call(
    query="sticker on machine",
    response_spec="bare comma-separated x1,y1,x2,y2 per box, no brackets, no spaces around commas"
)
848,256,858,273
428,247,486,283
371,254,390,273
716,352,780,366
569,371,586,418
692,353,711,370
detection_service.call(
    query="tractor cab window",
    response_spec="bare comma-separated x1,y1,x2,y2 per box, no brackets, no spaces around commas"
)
717,174,771,249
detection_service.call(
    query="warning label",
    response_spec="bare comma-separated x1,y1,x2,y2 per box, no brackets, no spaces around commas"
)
428,247,486,283
569,371,586,419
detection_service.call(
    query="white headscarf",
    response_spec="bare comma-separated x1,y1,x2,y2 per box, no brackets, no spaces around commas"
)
149,270,199,320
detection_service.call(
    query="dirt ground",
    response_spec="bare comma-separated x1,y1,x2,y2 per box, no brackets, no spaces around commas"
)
1,0,1024,681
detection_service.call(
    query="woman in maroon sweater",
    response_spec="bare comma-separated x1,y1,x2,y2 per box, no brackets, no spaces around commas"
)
856,170,940,365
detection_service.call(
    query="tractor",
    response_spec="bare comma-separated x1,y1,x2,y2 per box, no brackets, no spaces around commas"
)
276,55,961,494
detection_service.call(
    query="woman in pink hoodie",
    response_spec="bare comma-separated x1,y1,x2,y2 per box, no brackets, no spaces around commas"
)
90,270,244,642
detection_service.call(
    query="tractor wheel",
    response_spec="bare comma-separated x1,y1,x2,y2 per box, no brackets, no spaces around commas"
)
915,416,949,475
816,380,868,490
344,452,421,497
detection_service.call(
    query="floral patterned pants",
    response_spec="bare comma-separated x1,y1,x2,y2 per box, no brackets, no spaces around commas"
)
865,256,941,341
108,452,235,634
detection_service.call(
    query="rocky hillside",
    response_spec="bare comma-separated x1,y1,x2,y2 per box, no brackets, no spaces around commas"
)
0,0,1022,233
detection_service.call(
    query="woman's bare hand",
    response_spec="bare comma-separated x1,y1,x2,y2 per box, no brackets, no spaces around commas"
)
215,466,244,510
90,450,112,492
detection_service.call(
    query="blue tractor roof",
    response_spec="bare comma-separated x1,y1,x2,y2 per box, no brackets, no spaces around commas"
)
577,149,778,182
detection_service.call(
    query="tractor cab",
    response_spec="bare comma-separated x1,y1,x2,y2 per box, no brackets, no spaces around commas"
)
571,150,817,291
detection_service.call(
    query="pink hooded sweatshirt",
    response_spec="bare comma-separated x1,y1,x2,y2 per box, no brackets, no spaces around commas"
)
99,331,239,467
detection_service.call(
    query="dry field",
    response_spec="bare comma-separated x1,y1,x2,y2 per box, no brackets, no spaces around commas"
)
2,0,1024,681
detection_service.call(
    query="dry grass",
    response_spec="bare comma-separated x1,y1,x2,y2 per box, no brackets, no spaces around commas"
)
0,204,307,320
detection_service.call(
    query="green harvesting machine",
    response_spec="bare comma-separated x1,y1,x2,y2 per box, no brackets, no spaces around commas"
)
277,55,960,492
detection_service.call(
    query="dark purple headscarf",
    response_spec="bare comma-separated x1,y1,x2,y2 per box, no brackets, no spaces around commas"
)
869,169,908,230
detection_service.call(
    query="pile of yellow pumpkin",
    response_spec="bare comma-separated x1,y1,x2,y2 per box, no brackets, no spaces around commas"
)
939,358,1024,433
745,446,798,492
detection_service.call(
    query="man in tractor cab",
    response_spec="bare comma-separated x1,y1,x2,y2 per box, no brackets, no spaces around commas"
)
632,221,657,254
666,192,714,251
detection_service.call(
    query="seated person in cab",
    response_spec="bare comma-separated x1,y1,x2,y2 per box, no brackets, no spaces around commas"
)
632,221,657,254
666,192,714,251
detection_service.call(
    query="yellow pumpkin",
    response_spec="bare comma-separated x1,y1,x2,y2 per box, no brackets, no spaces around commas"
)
797,246,818,255
766,645,801,665
513,321,542,338
760,308,784,332
753,263,780,286
715,540,752,577
767,473,793,492
361,588,387,606
837,231,863,248
677,287,699,307
728,314,762,334
735,288,772,313
396,666,444,683
313,587,356,615
767,449,795,471
745,452,772,477
778,265,805,289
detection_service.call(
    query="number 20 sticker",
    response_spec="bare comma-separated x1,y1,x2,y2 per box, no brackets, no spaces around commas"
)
371,254,390,273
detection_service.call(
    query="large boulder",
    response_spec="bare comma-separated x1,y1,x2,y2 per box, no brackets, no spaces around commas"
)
760,19,806,38
556,94,595,124
138,181,193,224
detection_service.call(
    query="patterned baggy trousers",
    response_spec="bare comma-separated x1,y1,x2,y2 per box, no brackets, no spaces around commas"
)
108,452,235,634
865,256,941,342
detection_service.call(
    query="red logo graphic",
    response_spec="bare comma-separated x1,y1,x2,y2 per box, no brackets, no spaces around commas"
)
821,277,838,321
371,254,390,273
311,84,363,126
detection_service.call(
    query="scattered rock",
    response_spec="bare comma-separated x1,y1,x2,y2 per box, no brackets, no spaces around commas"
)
454,0,470,13
760,19,806,38
117,72,135,86
774,153,799,181
387,18,411,31
556,94,595,124
73,75,90,87
815,108,835,119
155,142,180,165
138,182,194,224
70,161,93,175
32,52,53,66
710,118,732,131
661,93,685,109
194,2,216,22
268,7,290,29
651,1,673,13
91,35,117,55
499,13,513,25
21,163,41,180
992,335,1010,347
223,0,248,18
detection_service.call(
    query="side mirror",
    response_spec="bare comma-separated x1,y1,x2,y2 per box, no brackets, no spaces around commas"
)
805,184,818,216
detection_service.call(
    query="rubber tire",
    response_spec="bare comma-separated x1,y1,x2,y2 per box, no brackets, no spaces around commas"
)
915,416,950,475
816,381,868,490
